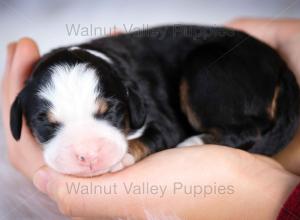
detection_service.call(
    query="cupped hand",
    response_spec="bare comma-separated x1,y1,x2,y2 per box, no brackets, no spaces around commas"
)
226,18,300,175
33,18,300,219
33,145,299,220
1,38,44,179
2,19,300,220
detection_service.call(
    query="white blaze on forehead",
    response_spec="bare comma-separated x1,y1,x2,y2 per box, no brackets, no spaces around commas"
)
37,63,131,176
38,63,100,122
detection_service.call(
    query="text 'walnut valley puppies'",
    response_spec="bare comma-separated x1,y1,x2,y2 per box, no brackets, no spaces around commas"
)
10,25,300,177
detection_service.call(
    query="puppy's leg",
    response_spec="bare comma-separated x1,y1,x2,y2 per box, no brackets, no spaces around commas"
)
109,153,135,172
128,139,151,160
110,122,182,172
110,139,150,172
177,135,204,147
176,133,220,147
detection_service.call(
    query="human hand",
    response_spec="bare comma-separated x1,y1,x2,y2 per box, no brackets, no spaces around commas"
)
32,145,299,220
226,18,300,175
226,18,300,81
1,38,44,179
32,19,299,219
2,21,300,220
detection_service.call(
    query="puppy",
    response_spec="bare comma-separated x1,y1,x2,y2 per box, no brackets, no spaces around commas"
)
10,25,300,176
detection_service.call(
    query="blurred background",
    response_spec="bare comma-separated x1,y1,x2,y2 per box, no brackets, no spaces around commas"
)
0,0,299,219
1,0,300,71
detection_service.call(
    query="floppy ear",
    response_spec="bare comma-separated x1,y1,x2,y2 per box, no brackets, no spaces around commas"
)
127,88,146,129
10,95,23,140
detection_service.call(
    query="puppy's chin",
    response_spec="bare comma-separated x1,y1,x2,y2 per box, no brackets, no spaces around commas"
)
57,160,121,177
43,120,128,177
69,157,124,177
44,151,126,177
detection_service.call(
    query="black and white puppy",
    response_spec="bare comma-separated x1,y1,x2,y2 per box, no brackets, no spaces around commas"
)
10,25,300,176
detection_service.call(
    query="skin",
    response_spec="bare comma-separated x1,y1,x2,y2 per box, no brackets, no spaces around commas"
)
225,18,300,175
1,18,300,219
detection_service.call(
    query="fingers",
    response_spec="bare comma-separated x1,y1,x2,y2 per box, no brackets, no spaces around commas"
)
1,42,17,132
33,167,131,218
3,42,17,79
225,17,278,48
2,38,40,124
226,18,300,49
31,146,284,219
226,18,300,85
32,147,222,218
1,38,44,179
9,38,40,101
33,167,93,217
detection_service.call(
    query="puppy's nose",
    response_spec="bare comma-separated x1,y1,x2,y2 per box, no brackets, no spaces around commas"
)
75,153,99,166
72,139,104,167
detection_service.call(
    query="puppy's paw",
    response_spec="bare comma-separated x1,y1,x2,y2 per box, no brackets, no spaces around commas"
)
109,153,135,173
177,135,205,147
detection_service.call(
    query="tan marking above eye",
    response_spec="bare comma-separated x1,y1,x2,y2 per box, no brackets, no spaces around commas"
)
96,99,108,115
47,112,58,123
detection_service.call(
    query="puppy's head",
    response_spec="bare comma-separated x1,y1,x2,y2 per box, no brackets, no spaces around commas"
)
10,47,146,176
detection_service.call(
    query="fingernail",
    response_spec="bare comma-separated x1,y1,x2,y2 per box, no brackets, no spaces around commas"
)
33,169,49,194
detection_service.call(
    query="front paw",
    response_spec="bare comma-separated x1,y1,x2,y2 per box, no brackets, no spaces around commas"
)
177,134,205,147
109,153,135,173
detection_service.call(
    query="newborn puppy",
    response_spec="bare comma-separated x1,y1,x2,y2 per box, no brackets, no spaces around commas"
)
10,25,300,176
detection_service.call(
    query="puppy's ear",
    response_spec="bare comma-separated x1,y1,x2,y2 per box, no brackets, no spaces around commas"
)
10,95,23,140
127,88,146,129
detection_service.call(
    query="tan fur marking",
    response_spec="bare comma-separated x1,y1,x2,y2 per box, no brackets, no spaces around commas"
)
180,80,202,130
268,85,280,119
47,112,58,123
96,99,108,114
128,140,150,162
122,114,131,135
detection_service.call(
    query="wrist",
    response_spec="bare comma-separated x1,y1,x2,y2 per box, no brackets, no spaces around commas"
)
243,165,300,219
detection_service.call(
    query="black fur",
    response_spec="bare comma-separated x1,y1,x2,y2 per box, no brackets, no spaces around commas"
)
10,96,23,140
10,25,300,155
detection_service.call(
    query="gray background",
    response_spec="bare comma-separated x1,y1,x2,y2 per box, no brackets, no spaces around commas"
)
0,0,299,219
1,0,300,71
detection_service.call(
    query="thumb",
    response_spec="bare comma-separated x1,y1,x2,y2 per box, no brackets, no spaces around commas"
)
225,18,278,48
32,166,133,218
33,166,82,216
33,166,71,202
33,166,52,194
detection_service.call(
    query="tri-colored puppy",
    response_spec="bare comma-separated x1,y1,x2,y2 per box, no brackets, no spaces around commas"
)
10,25,300,176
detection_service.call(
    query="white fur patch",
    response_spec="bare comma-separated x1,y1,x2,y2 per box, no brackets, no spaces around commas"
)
38,63,100,123
69,46,113,64
176,135,204,147
85,48,113,64
126,124,147,140
68,46,81,51
38,63,128,175
43,119,128,175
